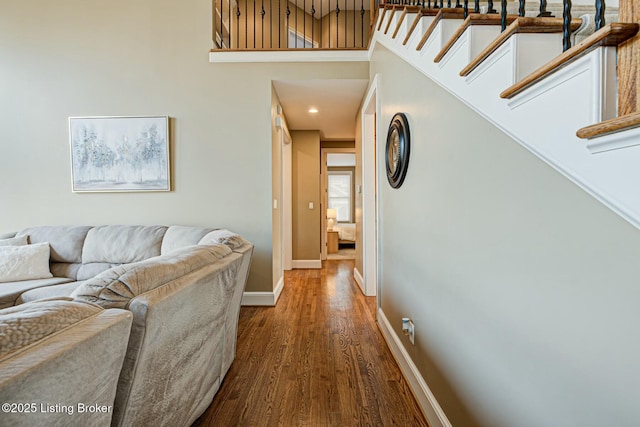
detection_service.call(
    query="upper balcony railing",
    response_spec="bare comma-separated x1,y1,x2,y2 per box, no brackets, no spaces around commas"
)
213,0,379,50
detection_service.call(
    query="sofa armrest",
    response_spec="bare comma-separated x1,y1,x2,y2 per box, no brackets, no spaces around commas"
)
110,251,244,427
0,301,132,427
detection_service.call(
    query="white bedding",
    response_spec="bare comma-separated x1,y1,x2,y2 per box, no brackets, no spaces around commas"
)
333,223,356,242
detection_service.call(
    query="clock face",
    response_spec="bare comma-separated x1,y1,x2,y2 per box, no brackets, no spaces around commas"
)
385,113,410,189
387,128,400,176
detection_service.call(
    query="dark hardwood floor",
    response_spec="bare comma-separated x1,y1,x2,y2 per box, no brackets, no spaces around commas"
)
193,260,428,427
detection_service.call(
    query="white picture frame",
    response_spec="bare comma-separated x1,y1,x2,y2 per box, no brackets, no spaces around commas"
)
69,115,170,192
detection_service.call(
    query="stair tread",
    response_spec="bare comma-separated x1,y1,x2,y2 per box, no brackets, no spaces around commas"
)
416,8,467,50
500,22,640,99
577,111,640,139
403,9,440,45
434,13,519,63
460,17,582,77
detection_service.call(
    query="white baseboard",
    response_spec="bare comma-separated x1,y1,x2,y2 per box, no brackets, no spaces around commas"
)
377,308,452,427
241,276,284,306
291,259,322,269
273,275,284,305
354,267,365,294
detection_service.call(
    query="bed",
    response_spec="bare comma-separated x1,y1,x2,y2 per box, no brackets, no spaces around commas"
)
333,223,356,245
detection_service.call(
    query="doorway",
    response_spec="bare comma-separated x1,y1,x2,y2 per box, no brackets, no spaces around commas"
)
321,148,357,261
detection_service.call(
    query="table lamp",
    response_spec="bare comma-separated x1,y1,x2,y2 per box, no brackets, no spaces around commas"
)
326,208,337,231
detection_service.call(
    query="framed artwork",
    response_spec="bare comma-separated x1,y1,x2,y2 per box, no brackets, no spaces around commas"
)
69,116,170,192
385,113,410,189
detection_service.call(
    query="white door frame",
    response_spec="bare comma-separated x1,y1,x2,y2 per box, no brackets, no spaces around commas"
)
321,147,356,260
361,74,379,298
276,115,293,271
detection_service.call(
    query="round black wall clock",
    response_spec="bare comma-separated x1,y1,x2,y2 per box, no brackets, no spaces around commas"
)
385,113,410,189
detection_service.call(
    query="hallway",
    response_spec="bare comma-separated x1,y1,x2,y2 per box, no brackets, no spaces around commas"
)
193,260,428,426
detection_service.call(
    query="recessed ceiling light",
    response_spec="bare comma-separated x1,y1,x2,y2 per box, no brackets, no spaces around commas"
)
308,108,318,113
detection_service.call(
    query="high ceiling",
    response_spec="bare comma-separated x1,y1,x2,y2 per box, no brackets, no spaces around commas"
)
273,79,369,140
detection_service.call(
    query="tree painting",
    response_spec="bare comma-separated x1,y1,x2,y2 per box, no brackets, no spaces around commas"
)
70,116,169,191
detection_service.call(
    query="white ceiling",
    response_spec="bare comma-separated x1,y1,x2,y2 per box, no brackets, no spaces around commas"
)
273,79,369,140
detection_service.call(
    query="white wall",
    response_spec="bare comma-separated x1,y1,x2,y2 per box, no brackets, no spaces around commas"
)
371,44,640,427
0,0,368,292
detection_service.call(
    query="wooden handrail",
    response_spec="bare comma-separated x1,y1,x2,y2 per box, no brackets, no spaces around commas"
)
500,23,639,99
460,17,582,77
577,112,640,139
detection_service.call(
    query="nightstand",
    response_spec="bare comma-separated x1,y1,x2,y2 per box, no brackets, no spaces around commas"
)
327,231,339,254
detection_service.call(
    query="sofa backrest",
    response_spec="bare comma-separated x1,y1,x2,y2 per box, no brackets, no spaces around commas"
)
71,244,233,309
12,225,233,281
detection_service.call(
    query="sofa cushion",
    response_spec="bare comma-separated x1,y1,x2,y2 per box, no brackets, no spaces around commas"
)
0,235,28,247
0,278,74,309
0,243,53,283
161,226,216,255
72,244,232,309
199,229,249,250
17,281,85,305
16,226,92,263
82,225,167,264
0,300,102,359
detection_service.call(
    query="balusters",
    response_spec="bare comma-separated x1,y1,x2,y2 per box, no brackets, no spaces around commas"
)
538,0,553,17
595,0,605,30
336,0,340,49
447,0,451,8
519,0,525,17
354,0,356,47
487,0,496,14
345,0,348,48
261,0,265,48
361,0,365,47
286,3,291,47
463,0,468,18
236,3,241,48
218,0,223,48
562,0,571,51
320,0,323,47
216,0,375,51
455,0,461,8
474,0,479,13
501,0,507,30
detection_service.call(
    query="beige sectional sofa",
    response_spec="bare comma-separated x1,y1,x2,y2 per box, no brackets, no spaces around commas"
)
0,225,253,426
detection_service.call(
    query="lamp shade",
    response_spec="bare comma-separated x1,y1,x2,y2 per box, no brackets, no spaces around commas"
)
326,208,337,220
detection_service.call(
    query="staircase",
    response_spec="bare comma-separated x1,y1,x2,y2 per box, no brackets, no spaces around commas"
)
371,2,640,230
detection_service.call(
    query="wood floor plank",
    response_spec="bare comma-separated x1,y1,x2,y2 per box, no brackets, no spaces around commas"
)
192,260,428,426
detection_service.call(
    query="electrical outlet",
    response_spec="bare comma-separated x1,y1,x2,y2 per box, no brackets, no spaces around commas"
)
402,318,415,345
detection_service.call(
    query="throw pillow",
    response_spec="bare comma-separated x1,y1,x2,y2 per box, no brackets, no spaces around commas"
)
0,242,53,283
0,235,28,247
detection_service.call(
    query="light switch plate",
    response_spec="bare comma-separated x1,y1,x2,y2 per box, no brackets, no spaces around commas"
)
308,202,314,209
